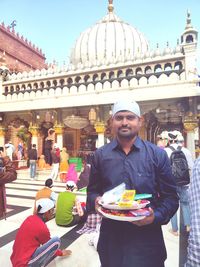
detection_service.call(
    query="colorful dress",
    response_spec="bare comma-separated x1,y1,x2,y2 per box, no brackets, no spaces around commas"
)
59,148,69,173
66,164,78,184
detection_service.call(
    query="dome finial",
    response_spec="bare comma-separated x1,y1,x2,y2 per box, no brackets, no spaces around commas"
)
108,0,114,13
185,9,192,29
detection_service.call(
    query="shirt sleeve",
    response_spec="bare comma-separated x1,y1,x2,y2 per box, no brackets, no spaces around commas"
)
50,191,57,203
37,223,51,245
86,151,103,212
55,249,63,256
0,160,17,185
153,149,179,225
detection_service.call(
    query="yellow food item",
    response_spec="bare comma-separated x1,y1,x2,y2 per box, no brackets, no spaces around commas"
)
118,190,136,207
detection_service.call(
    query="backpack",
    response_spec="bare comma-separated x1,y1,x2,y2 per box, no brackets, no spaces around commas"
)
169,146,190,186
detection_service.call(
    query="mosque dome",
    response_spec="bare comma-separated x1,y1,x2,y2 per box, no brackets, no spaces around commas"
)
70,1,149,66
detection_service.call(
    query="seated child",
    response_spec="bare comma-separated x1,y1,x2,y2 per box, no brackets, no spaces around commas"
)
38,155,47,169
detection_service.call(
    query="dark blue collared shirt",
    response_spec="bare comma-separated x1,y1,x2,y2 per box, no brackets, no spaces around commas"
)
87,136,179,224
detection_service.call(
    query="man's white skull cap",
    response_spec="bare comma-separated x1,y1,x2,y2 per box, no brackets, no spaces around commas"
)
112,99,141,117
36,198,54,214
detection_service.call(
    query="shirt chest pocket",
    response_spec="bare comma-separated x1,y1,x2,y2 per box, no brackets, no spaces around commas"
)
133,165,157,193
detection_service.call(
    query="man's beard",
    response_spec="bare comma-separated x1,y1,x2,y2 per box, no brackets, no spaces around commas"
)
117,127,138,140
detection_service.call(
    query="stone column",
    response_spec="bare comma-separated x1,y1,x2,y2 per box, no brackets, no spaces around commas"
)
183,115,198,160
0,126,6,147
29,125,40,148
94,122,105,148
54,124,64,149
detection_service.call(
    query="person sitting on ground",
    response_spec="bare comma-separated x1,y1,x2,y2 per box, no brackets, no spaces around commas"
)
33,178,57,216
38,154,47,170
77,212,102,250
10,198,72,267
66,163,78,184
55,181,86,227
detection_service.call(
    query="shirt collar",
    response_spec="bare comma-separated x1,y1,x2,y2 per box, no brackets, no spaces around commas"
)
37,213,45,222
111,136,142,151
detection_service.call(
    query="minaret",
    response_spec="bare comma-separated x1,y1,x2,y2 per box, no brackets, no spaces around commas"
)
180,11,198,80
181,10,198,44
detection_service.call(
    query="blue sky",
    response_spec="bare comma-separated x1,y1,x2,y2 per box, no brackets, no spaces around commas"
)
1,0,200,65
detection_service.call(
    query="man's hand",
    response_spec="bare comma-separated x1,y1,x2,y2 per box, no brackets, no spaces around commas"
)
0,151,5,158
131,207,155,226
95,196,102,213
61,249,72,257
3,156,11,166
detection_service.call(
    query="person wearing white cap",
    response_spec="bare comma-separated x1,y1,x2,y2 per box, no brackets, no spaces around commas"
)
33,178,57,215
165,130,194,236
156,131,169,149
87,99,179,267
11,198,71,266
55,180,86,227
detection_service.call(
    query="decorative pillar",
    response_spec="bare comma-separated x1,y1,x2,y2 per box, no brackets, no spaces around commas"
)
183,114,198,159
0,126,6,147
54,124,64,149
29,125,40,148
94,122,105,148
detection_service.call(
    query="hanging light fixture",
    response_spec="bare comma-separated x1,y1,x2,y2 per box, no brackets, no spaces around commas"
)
89,108,97,125
45,111,51,122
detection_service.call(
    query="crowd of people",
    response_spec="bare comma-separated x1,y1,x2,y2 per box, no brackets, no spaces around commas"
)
11,197,72,266
157,130,194,236
1,99,200,266
10,177,90,266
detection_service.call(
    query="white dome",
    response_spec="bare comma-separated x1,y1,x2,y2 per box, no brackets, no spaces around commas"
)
70,3,149,66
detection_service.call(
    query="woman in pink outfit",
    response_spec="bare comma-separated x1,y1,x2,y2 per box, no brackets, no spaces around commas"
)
66,164,78,184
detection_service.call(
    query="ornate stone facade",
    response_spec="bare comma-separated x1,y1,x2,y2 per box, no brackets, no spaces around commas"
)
0,1,199,156
0,22,46,72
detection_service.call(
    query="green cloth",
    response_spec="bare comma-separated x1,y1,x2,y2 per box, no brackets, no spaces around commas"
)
78,187,87,193
55,191,76,226
69,157,82,172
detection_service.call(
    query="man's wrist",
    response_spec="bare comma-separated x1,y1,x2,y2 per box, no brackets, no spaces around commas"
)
95,196,101,212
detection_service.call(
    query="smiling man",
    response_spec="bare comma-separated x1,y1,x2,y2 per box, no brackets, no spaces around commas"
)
86,99,179,267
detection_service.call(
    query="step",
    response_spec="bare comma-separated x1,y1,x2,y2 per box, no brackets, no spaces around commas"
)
17,169,51,181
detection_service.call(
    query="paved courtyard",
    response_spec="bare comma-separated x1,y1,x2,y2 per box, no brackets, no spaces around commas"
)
0,170,179,267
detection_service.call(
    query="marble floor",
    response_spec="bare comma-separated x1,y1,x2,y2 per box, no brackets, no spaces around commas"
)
0,170,179,267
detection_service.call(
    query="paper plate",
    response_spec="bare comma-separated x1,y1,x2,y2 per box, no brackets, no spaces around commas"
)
99,200,150,210
98,207,145,222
